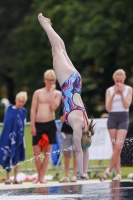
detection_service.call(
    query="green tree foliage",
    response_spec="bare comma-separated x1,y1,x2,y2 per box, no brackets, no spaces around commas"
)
0,0,133,120
0,0,32,100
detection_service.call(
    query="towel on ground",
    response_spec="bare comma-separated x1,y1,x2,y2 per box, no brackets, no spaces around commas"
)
0,105,27,172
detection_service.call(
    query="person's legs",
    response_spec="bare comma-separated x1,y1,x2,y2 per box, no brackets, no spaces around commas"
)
64,151,71,177
33,145,42,183
115,156,121,174
108,129,120,176
100,129,127,181
59,150,71,183
6,171,10,180
39,144,52,183
5,171,11,184
72,151,78,177
70,151,78,182
14,165,18,182
100,129,117,181
114,126,127,175
60,134,77,182
109,129,117,172
68,110,86,177
109,129,127,173
110,129,127,181
83,148,89,175
38,13,76,86
108,129,121,177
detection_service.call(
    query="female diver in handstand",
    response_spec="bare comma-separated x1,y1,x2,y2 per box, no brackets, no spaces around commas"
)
38,13,92,179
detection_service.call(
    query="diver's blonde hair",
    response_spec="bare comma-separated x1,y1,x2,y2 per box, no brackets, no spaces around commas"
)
113,69,126,79
16,91,28,102
44,69,56,80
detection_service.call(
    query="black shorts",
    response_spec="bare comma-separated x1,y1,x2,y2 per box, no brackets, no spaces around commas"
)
107,112,129,130
32,120,57,146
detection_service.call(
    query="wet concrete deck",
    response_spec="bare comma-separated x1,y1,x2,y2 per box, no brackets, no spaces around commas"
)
0,179,133,200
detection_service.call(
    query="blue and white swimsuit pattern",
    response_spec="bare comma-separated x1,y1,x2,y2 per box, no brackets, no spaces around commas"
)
61,71,87,125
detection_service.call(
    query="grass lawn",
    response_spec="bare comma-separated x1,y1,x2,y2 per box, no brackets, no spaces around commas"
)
0,125,133,181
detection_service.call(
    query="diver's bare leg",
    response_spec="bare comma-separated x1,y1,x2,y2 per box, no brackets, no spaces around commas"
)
59,39,76,70
38,13,88,110
38,14,75,71
38,13,75,86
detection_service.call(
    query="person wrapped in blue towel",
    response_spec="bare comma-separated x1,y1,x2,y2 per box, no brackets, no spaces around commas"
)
0,91,27,184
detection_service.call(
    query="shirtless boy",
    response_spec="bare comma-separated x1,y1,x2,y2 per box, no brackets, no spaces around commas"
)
30,69,62,183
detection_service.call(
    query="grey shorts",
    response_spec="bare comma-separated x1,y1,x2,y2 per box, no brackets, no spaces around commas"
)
107,112,129,130
60,133,75,152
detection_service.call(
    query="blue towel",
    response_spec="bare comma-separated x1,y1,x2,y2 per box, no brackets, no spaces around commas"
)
51,120,63,166
0,105,27,172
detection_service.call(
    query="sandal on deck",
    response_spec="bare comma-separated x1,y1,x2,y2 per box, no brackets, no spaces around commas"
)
13,180,22,184
100,167,110,182
59,176,70,183
80,174,89,180
5,179,11,185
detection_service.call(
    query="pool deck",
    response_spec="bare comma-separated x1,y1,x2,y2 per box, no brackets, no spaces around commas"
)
0,179,131,190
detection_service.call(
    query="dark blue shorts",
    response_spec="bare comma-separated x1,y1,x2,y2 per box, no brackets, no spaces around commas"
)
107,112,129,130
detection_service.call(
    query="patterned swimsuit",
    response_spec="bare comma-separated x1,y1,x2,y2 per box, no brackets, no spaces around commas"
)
61,71,88,126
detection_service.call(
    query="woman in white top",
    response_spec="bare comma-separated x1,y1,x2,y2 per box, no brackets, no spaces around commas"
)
100,69,133,181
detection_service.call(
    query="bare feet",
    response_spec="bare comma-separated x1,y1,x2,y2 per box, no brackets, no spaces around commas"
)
32,178,39,184
33,178,47,184
40,179,47,184
38,13,52,30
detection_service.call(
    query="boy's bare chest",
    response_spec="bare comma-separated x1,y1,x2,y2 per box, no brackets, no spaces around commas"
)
38,92,53,103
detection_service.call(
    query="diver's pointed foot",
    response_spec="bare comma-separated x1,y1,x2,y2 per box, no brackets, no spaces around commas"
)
38,13,52,29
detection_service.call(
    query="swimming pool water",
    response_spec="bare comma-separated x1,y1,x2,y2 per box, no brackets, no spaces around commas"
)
0,181,133,200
